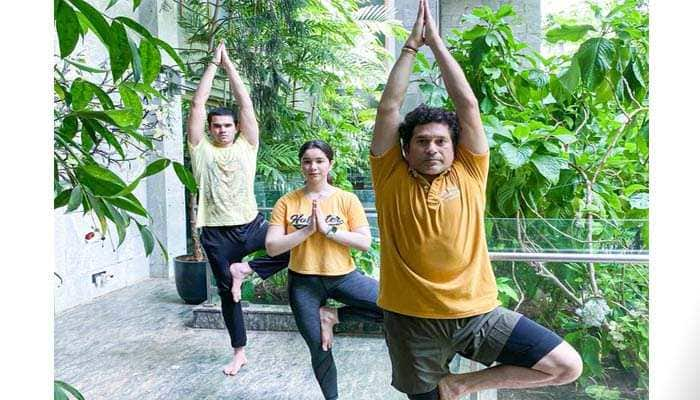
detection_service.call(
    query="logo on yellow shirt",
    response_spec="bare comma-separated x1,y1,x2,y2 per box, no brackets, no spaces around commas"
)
440,186,460,201
290,214,345,230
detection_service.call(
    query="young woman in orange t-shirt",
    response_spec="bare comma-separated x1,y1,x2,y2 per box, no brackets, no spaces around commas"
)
265,140,382,400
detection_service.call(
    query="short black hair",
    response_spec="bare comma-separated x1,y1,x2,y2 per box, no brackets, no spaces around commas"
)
207,107,237,126
398,104,460,147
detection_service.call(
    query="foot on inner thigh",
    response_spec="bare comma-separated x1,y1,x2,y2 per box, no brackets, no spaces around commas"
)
223,348,248,376
438,374,463,400
229,262,252,303
320,306,339,352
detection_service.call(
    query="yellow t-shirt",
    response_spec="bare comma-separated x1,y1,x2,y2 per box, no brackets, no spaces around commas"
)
188,137,259,227
269,188,369,276
370,143,499,319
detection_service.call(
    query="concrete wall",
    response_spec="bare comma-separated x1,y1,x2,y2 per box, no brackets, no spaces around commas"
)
391,0,541,113
54,0,185,313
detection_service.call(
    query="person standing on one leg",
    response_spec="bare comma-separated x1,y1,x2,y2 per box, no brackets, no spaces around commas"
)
265,140,383,400
370,1,583,399
187,42,289,376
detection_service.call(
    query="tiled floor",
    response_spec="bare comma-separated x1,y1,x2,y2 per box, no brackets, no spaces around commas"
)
54,278,402,400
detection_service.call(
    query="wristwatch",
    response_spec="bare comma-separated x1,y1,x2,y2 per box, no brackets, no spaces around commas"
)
325,226,338,238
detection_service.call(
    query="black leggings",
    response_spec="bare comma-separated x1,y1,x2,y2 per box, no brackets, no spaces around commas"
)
200,213,289,348
288,270,383,400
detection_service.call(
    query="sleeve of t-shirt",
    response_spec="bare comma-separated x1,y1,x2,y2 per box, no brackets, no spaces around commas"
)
269,195,287,228
236,131,259,150
455,143,490,185
345,193,369,231
369,144,403,188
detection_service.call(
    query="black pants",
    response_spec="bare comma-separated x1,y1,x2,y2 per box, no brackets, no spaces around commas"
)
200,213,289,348
288,270,383,400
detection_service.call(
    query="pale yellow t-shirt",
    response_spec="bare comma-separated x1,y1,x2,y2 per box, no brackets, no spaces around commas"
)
269,188,369,276
188,136,259,227
370,143,499,319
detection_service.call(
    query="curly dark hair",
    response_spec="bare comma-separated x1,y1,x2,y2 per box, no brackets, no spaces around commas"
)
398,104,460,148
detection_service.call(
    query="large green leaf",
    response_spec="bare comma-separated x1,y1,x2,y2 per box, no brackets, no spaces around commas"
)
80,124,95,152
172,161,198,193
58,115,79,141
499,143,533,169
55,0,80,58
139,39,161,85
101,199,128,245
67,0,113,46
80,163,127,186
109,21,132,83
531,155,565,183
66,186,83,212
70,79,94,110
110,196,148,217
136,223,155,256
143,158,171,177
54,381,85,400
80,80,114,109
580,336,603,376
560,61,581,94
460,25,487,41
127,36,142,83
114,16,153,39
150,37,186,73
118,84,143,127
576,37,615,90
545,24,595,43
83,119,125,159
470,36,489,69
104,109,136,128
495,4,515,19
54,189,72,208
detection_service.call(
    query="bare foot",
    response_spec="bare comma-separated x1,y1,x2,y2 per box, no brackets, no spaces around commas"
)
223,349,248,376
437,374,461,400
229,262,252,303
320,306,339,351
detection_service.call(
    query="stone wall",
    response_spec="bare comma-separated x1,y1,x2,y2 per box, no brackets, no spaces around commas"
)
54,0,185,313
391,0,541,113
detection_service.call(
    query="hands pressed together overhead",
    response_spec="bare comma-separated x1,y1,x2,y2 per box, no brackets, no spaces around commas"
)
211,41,236,70
405,0,441,51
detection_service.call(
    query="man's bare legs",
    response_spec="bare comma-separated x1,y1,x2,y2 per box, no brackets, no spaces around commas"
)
320,306,339,351
222,347,248,376
229,262,253,303
437,342,583,400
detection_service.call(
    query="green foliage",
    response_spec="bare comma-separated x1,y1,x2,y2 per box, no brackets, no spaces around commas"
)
54,0,195,258
414,0,648,394
352,239,380,276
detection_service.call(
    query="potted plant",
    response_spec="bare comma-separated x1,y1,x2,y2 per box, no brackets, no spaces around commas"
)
174,185,209,304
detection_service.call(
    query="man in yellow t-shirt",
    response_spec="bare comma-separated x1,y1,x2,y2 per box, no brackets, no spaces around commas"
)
187,42,288,376
370,2,582,399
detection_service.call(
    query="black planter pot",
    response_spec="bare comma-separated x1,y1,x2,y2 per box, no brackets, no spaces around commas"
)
174,255,209,305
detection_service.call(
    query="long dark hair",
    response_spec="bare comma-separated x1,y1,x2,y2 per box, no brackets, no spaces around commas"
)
298,140,334,184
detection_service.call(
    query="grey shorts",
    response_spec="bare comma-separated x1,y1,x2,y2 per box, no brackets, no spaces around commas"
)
383,306,522,394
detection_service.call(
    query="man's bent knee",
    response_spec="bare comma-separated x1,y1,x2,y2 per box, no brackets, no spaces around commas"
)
535,341,583,385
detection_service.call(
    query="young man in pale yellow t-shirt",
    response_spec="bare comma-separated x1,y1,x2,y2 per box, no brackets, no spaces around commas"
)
187,42,289,376
370,1,583,399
